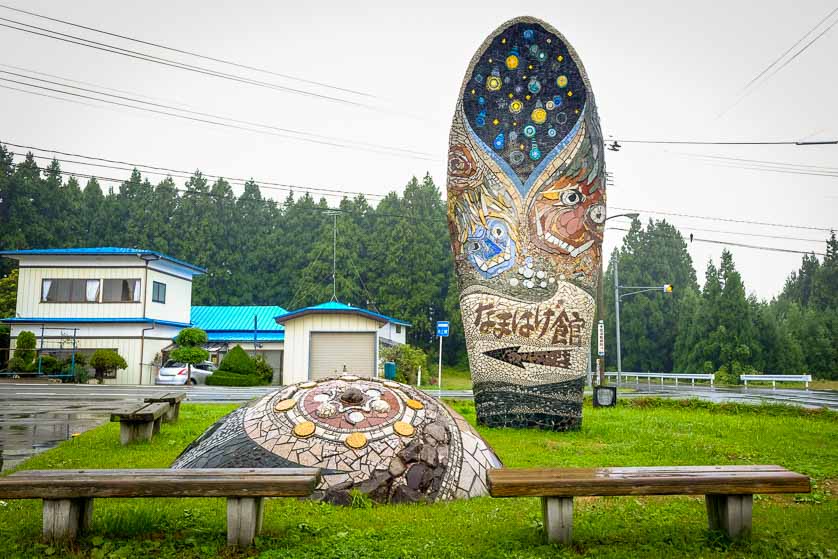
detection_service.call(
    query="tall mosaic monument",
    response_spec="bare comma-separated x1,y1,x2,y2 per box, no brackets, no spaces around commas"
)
447,17,606,430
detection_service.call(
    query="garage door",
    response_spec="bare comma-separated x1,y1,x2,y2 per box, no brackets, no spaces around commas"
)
310,332,376,380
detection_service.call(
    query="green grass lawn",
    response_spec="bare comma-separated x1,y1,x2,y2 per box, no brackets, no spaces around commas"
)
1,400,836,559
417,364,474,390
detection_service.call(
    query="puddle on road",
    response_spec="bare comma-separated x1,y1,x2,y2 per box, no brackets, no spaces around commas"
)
0,406,118,471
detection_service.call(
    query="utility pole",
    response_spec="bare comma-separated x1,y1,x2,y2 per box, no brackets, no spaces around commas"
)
326,211,339,302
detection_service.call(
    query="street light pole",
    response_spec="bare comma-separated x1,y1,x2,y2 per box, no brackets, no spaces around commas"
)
614,257,622,385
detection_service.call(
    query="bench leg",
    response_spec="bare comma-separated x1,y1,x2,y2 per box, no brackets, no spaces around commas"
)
542,496,573,544
227,497,264,547
152,416,162,436
706,494,752,539
164,402,180,423
120,420,154,444
43,497,92,542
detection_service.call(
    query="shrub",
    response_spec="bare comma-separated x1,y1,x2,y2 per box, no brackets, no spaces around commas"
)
219,345,256,376
12,330,36,367
38,355,62,374
253,354,274,383
171,328,210,384
380,344,426,384
89,349,128,382
6,356,27,373
206,370,265,386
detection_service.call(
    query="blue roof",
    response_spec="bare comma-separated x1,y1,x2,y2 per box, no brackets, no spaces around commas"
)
0,317,191,328
191,306,287,332
275,301,411,327
206,331,285,343
0,247,206,274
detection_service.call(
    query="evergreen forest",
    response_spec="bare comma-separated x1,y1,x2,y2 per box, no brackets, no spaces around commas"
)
1,144,836,379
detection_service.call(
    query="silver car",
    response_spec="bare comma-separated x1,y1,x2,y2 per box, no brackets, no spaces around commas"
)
155,360,217,385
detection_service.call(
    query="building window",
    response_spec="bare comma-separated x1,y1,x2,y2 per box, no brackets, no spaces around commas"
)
396,324,402,334
102,279,141,302
41,279,100,303
152,281,167,303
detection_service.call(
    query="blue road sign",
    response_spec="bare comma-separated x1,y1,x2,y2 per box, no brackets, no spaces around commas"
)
436,321,450,337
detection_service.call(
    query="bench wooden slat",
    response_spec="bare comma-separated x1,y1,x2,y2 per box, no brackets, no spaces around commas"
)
110,402,169,423
488,466,810,497
10,468,317,478
144,392,186,404
0,468,321,499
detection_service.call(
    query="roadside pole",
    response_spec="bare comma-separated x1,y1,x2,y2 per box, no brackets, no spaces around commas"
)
436,321,449,398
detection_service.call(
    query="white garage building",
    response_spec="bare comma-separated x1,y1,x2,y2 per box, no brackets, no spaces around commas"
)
276,301,411,383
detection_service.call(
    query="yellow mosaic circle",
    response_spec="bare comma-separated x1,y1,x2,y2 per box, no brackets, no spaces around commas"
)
531,108,547,124
556,75,568,88
340,375,359,381
486,76,502,91
299,381,317,388
345,432,368,449
509,100,523,114
293,421,316,438
505,55,518,70
393,421,415,437
274,399,297,412
405,399,424,410
383,381,400,388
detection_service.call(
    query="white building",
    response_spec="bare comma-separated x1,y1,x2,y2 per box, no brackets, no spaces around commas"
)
2,248,411,385
276,301,411,384
0,247,204,384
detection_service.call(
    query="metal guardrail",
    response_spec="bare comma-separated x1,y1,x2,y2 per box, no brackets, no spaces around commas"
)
740,374,812,389
604,371,715,387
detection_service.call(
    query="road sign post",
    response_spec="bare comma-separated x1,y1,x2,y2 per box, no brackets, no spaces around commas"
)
597,320,605,385
436,321,449,397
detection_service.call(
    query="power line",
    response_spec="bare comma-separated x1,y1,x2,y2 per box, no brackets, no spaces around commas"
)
0,3,374,98
13,152,387,202
609,138,838,146
0,18,375,110
718,7,838,117
0,68,431,158
719,8,838,117
670,152,838,180
0,76,435,160
612,206,834,233
671,152,838,173
607,227,826,257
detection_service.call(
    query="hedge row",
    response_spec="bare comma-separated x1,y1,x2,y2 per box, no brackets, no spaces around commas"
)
205,370,265,386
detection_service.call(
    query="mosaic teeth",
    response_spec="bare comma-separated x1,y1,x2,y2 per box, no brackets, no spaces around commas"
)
570,240,595,257
542,232,573,252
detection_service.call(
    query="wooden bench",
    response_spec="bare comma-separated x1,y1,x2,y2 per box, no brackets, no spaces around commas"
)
488,465,810,544
144,392,186,422
0,468,321,547
110,403,169,444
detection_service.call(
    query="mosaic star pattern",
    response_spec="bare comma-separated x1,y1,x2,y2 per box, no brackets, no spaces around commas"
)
172,377,502,504
447,17,606,431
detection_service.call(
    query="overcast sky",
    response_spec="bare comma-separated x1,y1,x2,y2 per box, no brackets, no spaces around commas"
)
1,0,836,299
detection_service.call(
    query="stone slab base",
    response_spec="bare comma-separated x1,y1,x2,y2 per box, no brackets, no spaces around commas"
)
473,377,584,431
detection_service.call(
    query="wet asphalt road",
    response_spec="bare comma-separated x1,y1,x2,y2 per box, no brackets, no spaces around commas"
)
0,382,835,471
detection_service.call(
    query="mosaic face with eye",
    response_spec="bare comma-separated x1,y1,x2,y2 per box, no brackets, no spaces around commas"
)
465,218,516,279
447,17,606,432
530,174,605,257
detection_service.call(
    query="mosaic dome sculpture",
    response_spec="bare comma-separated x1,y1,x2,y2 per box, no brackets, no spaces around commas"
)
172,376,502,504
